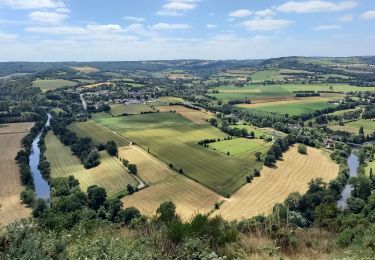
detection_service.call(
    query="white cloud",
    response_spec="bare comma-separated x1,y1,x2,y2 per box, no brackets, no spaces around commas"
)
229,9,252,18
55,7,69,13
29,11,68,24
277,1,357,13
241,18,293,31
313,24,341,30
206,24,217,29
339,14,354,22
255,9,277,17
26,25,86,35
0,0,64,9
152,23,191,30
0,31,17,41
123,16,145,22
157,0,198,16
360,10,375,20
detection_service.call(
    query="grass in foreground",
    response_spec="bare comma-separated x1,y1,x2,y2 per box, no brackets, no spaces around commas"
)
214,146,339,220
32,79,78,91
45,132,137,196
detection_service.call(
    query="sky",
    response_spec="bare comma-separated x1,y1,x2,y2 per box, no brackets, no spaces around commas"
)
0,0,374,61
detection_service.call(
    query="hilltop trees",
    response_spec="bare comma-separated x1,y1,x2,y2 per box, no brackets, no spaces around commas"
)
87,185,107,211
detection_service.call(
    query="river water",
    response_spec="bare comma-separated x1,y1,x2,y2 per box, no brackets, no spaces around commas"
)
29,113,52,199
337,153,359,209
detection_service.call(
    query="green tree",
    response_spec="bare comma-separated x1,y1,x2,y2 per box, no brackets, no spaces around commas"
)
87,185,107,211
359,126,364,135
106,140,118,156
255,151,262,161
32,198,47,218
298,144,307,154
156,201,176,223
128,164,138,175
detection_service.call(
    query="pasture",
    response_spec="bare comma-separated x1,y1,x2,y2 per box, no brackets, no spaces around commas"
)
231,124,272,138
330,119,375,135
236,97,337,116
214,146,339,220
250,70,285,82
0,122,33,225
92,112,257,196
110,103,155,116
209,83,375,102
209,138,271,160
157,105,214,124
32,79,78,91
45,132,138,196
119,146,223,219
68,120,131,147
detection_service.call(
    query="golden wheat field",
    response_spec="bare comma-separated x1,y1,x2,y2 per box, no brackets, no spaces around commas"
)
214,146,339,220
0,123,33,225
119,145,223,219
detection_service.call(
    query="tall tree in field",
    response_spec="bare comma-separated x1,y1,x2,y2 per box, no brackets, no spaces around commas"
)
359,126,364,135
106,140,118,156
87,185,107,210
255,152,262,161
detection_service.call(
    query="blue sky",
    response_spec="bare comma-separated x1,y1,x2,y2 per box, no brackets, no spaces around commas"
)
0,0,374,61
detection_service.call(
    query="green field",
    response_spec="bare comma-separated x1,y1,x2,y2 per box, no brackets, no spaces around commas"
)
45,132,138,196
68,120,130,147
250,70,285,82
91,112,260,196
32,79,78,91
110,103,154,116
365,159,375,176
209,138,271,160
330,119,375,135
231,124,272,138
237,100,336,116
209,83,375,101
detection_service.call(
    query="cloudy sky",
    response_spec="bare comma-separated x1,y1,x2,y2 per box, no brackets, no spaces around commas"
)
0,0,374,61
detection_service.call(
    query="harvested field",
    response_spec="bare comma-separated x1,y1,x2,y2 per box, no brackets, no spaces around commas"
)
158,96,184,103
119,146,223,219
71,66,99,73
45,132,137,196
110,103,155,116
156,105,214,124
0,122,33,225
82,82,114,88
214,146,338,220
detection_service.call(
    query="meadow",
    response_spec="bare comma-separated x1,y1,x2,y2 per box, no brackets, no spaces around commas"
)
214,146,339,220
209,83,375,102
330,119,375,135
92,112,260,196
0,122,33,225
236,98,337,116
209,138,271,160
32,79,78,91
119,146,223,219
110,103,155,116
68,120,131,147
45,132,138,196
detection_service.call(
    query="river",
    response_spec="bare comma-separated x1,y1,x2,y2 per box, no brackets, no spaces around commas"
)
29,113,52,199
337,153,359,209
